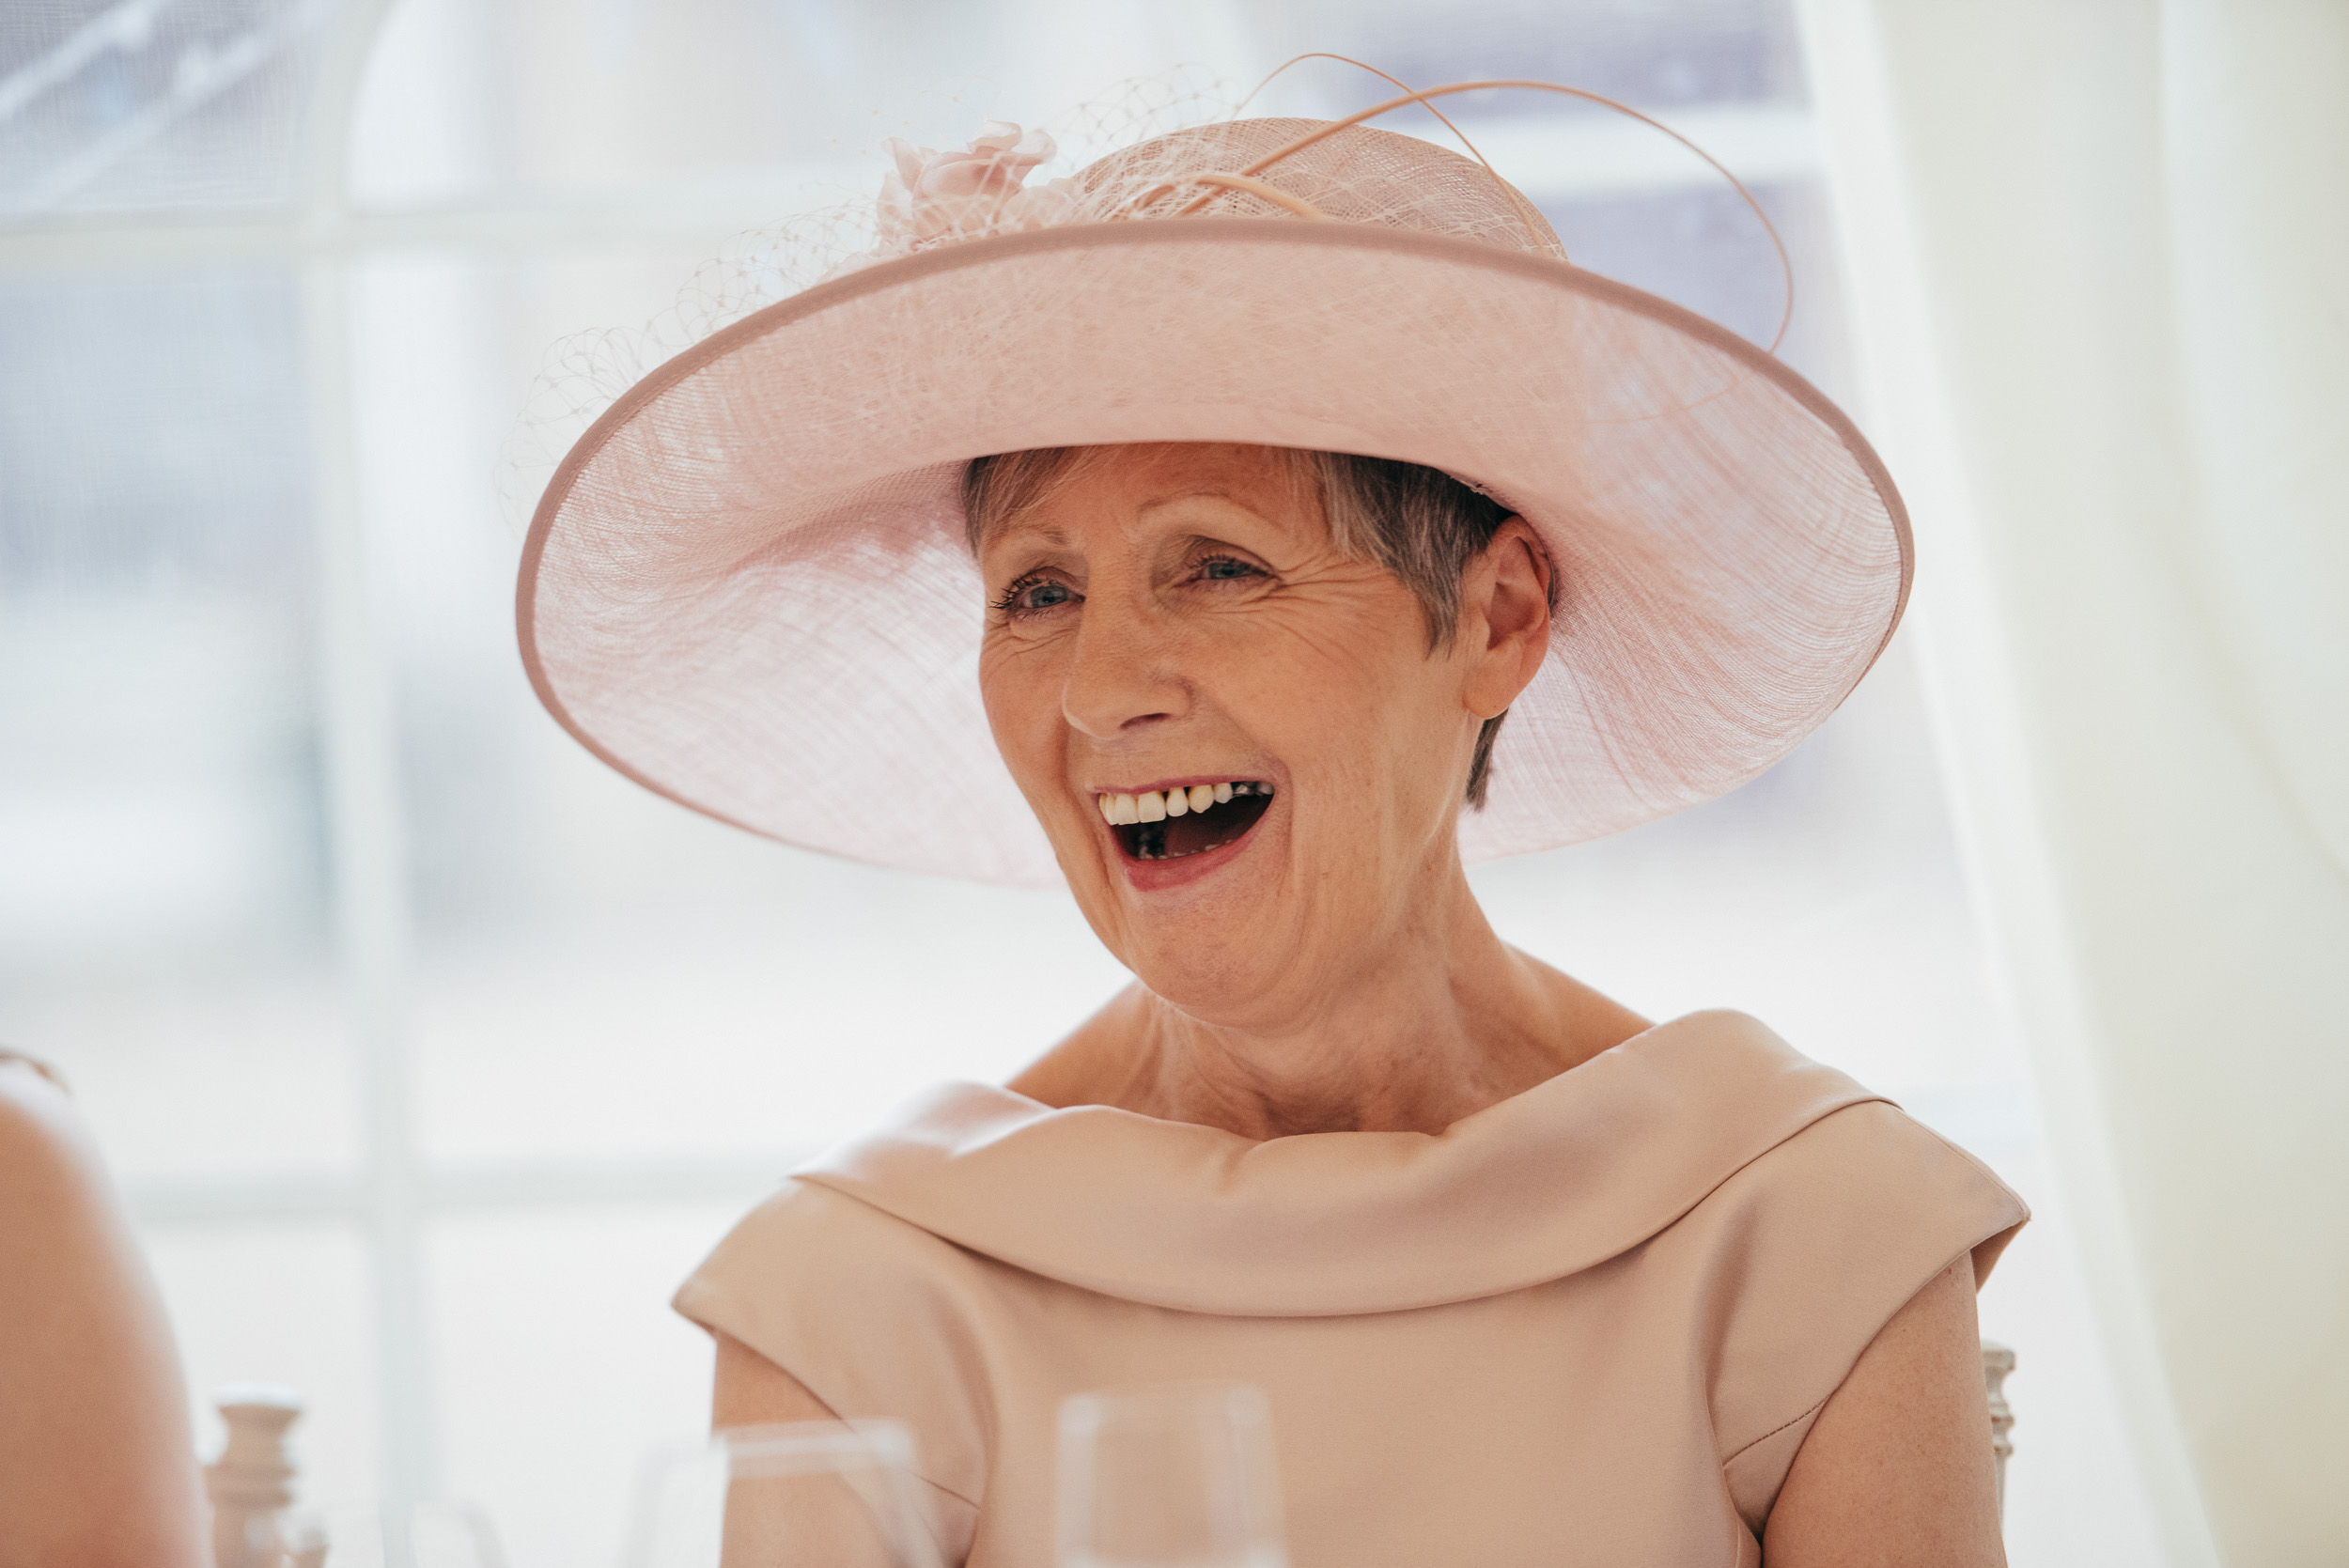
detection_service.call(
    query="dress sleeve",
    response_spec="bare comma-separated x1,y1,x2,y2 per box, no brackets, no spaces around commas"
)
675,1180,996,1562
1699,1100,2028,1536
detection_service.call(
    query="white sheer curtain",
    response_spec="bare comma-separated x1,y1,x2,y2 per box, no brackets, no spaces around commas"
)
1797,2,2348,1562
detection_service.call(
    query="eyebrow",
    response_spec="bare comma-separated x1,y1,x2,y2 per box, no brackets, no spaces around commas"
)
979,516,1073,552
1135,487,1248,516
980,487,1273,555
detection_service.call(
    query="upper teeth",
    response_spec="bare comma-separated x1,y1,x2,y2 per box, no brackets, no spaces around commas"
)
1096,780,1267,826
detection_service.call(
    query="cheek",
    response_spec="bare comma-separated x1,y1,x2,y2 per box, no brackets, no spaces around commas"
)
979,638,1070,791
1215,609,1456,779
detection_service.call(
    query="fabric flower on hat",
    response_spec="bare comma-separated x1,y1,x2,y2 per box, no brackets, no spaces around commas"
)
876,121,1078,252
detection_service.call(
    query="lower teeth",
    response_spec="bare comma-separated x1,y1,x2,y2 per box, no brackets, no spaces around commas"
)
1125,787,1271,861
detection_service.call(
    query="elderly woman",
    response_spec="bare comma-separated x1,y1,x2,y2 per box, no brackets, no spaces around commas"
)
521,104,2024,1566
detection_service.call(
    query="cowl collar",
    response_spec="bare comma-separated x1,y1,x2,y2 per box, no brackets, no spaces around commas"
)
797,1011,1880,1317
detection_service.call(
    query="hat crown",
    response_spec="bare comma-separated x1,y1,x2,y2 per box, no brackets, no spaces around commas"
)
1073,118,1568,259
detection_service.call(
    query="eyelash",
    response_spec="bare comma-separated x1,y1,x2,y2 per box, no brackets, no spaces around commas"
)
1193,553,1263,584
990,572,1070,616
988,556,1266,617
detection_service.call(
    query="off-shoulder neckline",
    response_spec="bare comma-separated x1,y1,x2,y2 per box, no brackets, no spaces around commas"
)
793,1010,1888,1316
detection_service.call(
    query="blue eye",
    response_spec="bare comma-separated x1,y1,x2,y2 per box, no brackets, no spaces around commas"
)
1199,556,1260,582
992,573,1077,616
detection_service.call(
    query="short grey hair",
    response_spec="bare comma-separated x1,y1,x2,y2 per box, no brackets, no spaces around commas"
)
961,446,1536,809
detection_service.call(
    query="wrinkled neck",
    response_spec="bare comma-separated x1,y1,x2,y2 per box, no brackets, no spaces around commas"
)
1016,869,1646,1139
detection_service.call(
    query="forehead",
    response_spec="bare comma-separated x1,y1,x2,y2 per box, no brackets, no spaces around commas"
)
974,442,1324,551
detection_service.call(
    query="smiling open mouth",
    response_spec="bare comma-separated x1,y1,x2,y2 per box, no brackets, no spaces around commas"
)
1095,781,1275,862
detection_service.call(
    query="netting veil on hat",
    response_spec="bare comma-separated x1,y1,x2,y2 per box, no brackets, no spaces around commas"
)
517,85,1911,888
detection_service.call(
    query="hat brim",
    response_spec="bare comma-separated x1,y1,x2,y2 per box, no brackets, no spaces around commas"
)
520,218,1909,888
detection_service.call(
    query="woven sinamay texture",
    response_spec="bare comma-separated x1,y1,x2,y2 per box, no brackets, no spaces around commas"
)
518,108,1908,887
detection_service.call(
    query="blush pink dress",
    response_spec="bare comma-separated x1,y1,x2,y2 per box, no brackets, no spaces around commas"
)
676,1010,2027,1567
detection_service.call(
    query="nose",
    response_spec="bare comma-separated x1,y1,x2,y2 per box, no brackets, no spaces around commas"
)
1061,592,1188,740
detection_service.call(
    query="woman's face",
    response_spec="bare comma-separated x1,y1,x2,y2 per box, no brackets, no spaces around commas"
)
975,443,1546,1023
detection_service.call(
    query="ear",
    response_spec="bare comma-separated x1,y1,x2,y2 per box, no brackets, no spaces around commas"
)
1459,517,1552,721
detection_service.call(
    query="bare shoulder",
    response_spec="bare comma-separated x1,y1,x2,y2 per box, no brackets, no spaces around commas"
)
0,1059,207,1568
0,1060,144,1306
0,1058,107,1237
0,1053,70,1132
1764,1255,2006,1566
1510,947,1652,1067
1003,983,1154,1110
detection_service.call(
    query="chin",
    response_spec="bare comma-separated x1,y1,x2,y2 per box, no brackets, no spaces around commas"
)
1123,939,1285,1021
1061,848,1283,1002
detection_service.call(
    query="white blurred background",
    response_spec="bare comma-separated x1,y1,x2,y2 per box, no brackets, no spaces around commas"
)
0,1,2164,1563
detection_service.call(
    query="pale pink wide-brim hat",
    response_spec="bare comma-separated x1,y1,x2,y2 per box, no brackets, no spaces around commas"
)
519,115,1909,888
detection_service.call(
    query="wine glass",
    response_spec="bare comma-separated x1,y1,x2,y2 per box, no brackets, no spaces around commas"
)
1056,1382,1289,1568
621,1420,941,1568
249,1498,504,1568
407,1500,507,1567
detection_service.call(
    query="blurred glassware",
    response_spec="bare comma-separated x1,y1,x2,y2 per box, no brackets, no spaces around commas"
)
227,1498,505,1568
406,1499,508,1567
621,1420,941,1568
1057,1383,1288,1568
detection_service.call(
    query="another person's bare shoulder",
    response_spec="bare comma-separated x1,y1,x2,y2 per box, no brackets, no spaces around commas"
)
0,1058,207,1568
